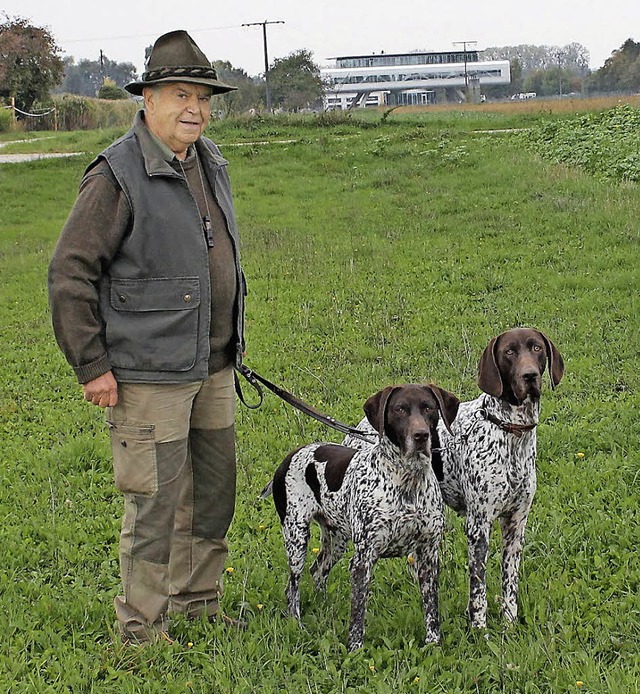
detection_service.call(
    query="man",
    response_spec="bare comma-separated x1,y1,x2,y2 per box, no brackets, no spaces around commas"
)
48,30,247,645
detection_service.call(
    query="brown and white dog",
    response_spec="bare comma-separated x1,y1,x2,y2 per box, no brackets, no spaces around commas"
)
439,327,564,628
265,384,460,650
345,328,564,629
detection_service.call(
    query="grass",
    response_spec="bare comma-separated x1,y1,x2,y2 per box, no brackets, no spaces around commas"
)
0,103,639,692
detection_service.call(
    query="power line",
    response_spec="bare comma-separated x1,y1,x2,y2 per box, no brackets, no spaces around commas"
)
61,25,243,44
242,20,285,111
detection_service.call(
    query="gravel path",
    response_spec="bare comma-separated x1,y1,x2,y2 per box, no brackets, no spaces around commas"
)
0,138,82,164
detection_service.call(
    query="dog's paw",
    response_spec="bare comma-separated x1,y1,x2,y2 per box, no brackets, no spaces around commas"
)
424,629,440,645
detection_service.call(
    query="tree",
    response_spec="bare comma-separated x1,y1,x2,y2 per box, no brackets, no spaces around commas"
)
57,55,138,96
0,15,64,111
267,49,324,112
210,60,263,116
482,43,590,96
483,43,590,73
586,38,640,93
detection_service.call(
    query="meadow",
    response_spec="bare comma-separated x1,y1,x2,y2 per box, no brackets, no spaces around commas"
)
0,100,638,692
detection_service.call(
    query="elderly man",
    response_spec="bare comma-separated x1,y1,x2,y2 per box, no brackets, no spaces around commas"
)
48,30,247,644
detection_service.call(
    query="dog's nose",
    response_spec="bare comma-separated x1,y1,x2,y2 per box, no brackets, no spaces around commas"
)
522,370,539,382
413,430,430,445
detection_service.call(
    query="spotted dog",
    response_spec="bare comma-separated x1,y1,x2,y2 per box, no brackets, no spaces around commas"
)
344,328,564,629
266,384,460,651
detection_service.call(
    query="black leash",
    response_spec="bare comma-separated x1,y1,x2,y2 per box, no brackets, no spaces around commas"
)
234,363,377,444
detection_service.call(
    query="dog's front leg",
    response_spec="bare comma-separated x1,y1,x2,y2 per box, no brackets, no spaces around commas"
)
466,513,491,629
499,510,529,623
415,539,441,644
347,546,377,651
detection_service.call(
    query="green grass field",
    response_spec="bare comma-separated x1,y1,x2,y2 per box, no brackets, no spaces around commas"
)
0,106,638,692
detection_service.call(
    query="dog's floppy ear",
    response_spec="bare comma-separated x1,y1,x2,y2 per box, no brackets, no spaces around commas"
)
537,330,565,389
363,386,398,439
424,384,460,435
477,335,503,397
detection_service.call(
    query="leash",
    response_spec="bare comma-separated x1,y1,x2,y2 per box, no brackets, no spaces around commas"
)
234,364,377,444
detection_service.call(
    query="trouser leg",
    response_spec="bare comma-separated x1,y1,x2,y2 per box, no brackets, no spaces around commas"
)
114,440,188,638
168,426,236,618
107,381,199,640
168,366,237,619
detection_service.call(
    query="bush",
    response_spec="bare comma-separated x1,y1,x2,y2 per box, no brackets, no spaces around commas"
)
97,79,129,101
53,93,139,130
0,106,13,132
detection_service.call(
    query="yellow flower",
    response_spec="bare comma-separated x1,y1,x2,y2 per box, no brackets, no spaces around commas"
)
226,567,235,574
311,547,320,554
413,676,420,683
258,524,266,530
187,642,194,648
407,555,416,565
257,603,264,610
575,452,585,459
576,682,584,688
369,665,376,672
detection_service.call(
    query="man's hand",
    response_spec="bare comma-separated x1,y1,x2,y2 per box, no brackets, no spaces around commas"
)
83,371,118,408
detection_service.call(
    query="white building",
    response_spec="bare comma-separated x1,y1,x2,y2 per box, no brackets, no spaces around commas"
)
321,50,511,109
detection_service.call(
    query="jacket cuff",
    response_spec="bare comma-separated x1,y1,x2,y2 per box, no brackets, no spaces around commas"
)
74,354,112,384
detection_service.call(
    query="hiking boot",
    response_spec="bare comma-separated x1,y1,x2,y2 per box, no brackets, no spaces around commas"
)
117,622,175,647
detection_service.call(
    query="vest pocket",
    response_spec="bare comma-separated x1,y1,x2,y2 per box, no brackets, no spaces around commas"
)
107,277,201,372
108,422,158,496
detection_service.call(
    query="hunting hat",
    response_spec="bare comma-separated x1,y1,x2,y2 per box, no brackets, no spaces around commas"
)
125,30,236,95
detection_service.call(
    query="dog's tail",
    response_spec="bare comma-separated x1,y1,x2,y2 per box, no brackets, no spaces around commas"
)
259,480,273,499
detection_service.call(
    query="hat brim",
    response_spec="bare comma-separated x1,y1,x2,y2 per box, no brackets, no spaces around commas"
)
125,75,237,96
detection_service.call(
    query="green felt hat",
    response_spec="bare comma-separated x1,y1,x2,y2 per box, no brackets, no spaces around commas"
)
125,30,236,96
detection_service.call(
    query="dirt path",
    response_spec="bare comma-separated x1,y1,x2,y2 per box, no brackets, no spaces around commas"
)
0,138,82,164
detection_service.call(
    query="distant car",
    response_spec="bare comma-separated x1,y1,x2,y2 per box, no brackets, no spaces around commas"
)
511,92,536,100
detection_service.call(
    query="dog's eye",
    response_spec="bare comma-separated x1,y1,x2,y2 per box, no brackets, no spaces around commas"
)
532,344,542,352
395,404,409,414
505,348,515,356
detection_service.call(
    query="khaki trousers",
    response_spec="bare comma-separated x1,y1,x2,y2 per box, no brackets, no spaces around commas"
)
106,366,236,639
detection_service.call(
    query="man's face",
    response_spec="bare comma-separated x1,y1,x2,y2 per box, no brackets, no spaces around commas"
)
143,82,212,158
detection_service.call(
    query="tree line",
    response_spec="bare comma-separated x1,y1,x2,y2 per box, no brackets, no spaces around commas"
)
2,14,640,118
483,40,640,98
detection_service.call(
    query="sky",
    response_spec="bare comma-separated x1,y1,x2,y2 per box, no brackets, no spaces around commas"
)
4,0,639,77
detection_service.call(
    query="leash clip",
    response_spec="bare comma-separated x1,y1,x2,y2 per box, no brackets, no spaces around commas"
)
234,364,264,410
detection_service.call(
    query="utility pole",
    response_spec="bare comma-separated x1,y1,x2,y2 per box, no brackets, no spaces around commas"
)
99,49,106,92
556,51,563,98
242,20,285,111
453,40,477,91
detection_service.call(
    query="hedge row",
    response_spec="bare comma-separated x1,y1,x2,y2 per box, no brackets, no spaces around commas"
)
3,94,140,132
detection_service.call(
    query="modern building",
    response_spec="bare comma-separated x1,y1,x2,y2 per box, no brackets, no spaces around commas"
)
321,50,511,109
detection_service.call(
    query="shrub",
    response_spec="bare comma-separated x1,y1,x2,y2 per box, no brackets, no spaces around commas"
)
0,106,13,132
97,79,129,101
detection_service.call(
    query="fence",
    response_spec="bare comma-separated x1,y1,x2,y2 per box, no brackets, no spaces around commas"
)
1,95,139,132
1,98,58,131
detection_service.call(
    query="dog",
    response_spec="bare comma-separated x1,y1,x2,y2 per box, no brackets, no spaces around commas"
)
265,383,460,650
344,328,564,629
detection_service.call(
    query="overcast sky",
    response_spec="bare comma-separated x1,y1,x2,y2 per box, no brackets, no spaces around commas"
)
4,0,638,76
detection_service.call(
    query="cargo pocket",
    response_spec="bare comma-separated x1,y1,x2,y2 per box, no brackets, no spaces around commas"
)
108,422,158,496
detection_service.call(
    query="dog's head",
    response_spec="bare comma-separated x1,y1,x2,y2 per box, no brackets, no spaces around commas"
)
364,383,460,457
477,328,564,405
